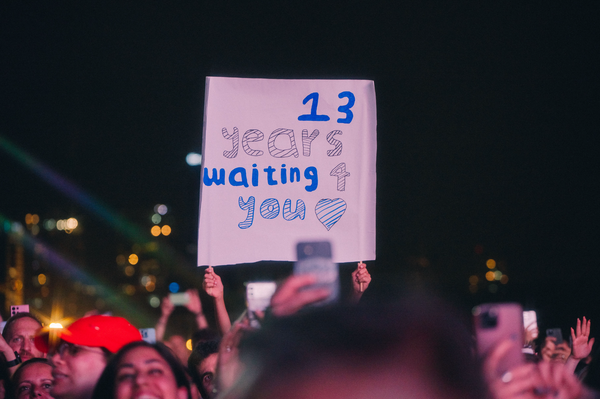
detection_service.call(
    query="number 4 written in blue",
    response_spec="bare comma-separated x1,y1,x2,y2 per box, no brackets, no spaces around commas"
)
298,91,355,124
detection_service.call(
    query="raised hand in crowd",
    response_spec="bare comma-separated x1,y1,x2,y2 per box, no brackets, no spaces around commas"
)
542,336,572,364
484,339,592,399
0,333,20,376
203,266,231,335
350,262,371,303
270,275,330,317
216,317,252,397
566,317,595,375
155,295,175,342
185,289,209,330
572,318,594,361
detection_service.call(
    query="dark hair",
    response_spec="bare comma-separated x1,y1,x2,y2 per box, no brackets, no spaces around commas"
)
2,313,42,341
191,328,220,349
91,341,191,399
188,338,220,398
230,295,486,399
11,358,51,395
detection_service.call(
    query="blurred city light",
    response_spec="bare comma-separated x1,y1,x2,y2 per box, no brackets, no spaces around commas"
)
124,285,136,295
161,225,171,236
155,204,168,215
151,226,161,236
486,259,496,269
500,275,509,284
186,339,193,350
169,282,179,293
38,274,47,285
149,296,160,308
44,219,56,230
66,218,78,229
125,266,135,276
151,214,161,224
128,254,139,265
469,275,479,285
485,271,495,281
186,152,202,166
49,323,63,329
494,270,502,280
116,255,126,266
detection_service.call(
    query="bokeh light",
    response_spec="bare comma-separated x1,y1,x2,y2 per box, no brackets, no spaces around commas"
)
169,282,179,293
151,214,161,224
44,219,56,230
128,254,139,265
500,275,509,284
494,270,502,280
151,226,161,236
186,152,202,166
157,204,168,215
125,266,135,276
161,225,171,236
485,271,495,281
186,339,193,350
38,274,47,285
66,217,78,229
486,259,496,269
149,296,160,308
116,254,126,266
469,275,479,285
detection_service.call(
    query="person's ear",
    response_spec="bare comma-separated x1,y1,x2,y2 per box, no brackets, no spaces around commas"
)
177,386,189,399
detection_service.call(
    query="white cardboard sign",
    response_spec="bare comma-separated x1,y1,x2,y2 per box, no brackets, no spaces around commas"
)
197,77,377,266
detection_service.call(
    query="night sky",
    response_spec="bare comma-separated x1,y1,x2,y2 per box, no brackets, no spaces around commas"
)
1,2,598,333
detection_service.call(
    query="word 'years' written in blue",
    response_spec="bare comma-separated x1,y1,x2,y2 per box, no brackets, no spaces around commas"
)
298,92,355,124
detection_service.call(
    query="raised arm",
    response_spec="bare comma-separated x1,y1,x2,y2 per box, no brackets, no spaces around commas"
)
0,333,20,376
185,288,209,330
203,266,231,335
155,295,175,342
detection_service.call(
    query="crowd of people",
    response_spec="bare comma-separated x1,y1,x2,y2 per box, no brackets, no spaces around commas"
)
0,262,599,399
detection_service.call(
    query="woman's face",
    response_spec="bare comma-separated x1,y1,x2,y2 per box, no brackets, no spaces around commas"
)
15,362,54,399
115,346,188,399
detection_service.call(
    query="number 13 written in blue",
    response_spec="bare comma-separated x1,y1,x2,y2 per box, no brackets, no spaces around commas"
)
298,91,355,124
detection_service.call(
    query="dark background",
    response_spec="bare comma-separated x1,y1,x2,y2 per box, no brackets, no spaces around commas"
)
0,1,598,337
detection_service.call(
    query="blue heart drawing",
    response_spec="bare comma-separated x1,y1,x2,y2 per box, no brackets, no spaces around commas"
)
315,198,347,231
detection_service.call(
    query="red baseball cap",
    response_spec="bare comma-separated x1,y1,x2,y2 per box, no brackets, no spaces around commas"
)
35,315,142,354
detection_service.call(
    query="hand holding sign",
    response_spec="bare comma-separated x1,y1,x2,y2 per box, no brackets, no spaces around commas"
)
351,262,371,303
203,266,224,299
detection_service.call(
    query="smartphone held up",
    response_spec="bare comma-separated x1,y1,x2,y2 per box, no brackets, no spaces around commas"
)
294,241,340,306
474,303,524,377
